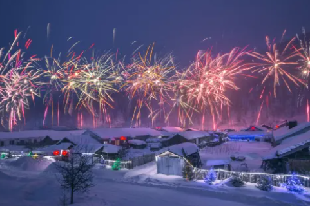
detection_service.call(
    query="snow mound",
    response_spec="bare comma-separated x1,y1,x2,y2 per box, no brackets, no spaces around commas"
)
8,156,54,171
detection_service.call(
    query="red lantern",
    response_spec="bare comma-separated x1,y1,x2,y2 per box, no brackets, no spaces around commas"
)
120,136,126,141
62,150,68,156
53,150,60,156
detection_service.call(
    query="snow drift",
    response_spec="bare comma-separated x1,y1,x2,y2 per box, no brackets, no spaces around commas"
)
8,156,54,172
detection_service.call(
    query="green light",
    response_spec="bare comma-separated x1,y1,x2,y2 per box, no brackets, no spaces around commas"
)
112,158,121,171
1,153,6,159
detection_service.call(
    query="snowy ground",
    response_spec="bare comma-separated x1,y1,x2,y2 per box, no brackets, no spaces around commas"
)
0,157,309,206
200,142,273,171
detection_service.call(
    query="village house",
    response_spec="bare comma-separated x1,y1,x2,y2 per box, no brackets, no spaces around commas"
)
262,129,310,174
156,142,202,176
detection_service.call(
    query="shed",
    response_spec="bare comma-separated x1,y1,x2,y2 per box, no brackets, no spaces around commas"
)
156,142,201,176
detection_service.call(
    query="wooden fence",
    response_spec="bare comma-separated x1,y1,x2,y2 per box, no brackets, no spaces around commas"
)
103,153,155,169
194,168,310,188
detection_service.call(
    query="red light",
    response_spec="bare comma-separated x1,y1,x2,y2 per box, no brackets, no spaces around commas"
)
275,125,279,129
250,126,256,131
53,150,60,156
120,136,126,141
62,150,68,156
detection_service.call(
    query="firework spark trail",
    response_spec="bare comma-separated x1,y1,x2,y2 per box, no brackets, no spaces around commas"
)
256,99,264,125
307,99,310,122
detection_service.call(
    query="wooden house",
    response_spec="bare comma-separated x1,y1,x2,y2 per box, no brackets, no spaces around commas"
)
156,142,201,176
262,130,310,174
101,144,122,160
161,134,189,147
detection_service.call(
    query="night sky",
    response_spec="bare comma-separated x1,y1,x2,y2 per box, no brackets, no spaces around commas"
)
1,0,310,67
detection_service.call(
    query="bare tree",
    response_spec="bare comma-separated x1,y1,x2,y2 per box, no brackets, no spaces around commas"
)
55,153,94,204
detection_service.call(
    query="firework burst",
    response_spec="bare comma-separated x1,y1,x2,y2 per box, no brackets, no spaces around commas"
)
172,48,247,129
248,31,306,97
0,31,41,130
69,53,121,127
122,44,175,127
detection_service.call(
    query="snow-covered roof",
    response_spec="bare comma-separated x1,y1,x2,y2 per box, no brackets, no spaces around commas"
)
206,159,231,166
0,145,28,152
177,131,210,140
128,140,146,145
264,129,310,159
146,137,161,143
162,127,184,133
159,142,199,157
273,122,310,141
185,128,199,131
72,144,104,153
240,126,267,131
0,130,86,140
148,142,161,148
102,144,121,154
62,134,101,145
35,143,72,152
90,127,171,139
228,130,269,138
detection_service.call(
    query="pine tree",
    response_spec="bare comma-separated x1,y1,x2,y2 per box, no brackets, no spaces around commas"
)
285,173,304,194
256,175,273,191
230,174,245,187
182,162,194,181
112,158,121,170
204,168,217,185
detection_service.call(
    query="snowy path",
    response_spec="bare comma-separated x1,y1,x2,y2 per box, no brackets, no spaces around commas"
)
0,160,309,206
92,174,307,206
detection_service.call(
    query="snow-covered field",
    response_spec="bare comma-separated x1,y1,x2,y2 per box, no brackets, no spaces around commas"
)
0,157,309,206
200,142,273,171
